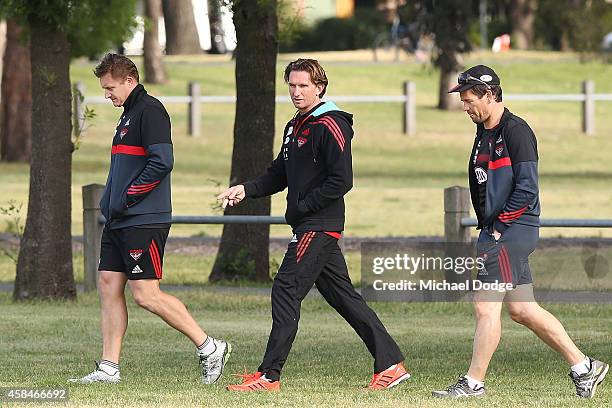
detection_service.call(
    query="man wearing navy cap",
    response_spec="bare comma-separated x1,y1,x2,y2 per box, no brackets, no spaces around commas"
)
432,65,608,399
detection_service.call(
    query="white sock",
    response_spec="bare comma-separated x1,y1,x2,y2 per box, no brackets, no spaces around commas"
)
197,336,216,355
464,375,484,390
260,374,273,382
571,357,591,375
99,360,119,375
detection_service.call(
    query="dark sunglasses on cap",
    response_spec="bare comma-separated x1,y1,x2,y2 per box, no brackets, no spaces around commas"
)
457,72,491,89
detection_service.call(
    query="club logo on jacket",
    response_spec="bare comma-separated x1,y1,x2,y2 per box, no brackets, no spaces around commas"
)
473,140,482,164
495,145,504,156
129,249,143,261
120,128,129,138
297,137,307,148
474,166,488,184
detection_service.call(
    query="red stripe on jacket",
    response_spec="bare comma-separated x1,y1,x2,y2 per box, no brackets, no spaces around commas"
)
314,117,345,151
112,144,146,156
127,180,161,195
498,206,527,222
488,157,511,170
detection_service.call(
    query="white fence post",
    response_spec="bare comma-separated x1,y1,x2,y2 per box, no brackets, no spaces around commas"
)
188,81,201,137
403,81,416,136
582,80,595,135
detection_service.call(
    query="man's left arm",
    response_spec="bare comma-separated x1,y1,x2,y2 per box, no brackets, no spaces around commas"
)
298,116,353,215
494,124,538,233
126,107,174,208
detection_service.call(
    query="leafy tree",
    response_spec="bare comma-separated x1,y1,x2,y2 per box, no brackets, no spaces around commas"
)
536,0,612,54
0,0,137,300
422,0,475,109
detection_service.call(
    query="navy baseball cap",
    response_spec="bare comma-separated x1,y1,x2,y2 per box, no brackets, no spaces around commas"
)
448,65,500,93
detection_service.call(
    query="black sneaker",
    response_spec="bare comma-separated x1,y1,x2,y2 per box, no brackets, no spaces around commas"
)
432,376,485,398
570,358,608,398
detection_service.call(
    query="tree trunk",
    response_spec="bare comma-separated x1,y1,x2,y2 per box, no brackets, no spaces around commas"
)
510,0,536,50
0,21,6,94
14,12,75,300
210,0,277,283
429,0,472,110
207,0,227,54
438,65,462,110
144,0,167,84
162,0,202,55
437,51,463,110
1,19,32,162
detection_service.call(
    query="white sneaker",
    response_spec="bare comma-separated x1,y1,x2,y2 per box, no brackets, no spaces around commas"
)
197,338,232,384
68,362,120,384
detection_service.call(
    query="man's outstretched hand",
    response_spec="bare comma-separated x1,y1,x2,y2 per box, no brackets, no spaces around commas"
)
217,185,246,209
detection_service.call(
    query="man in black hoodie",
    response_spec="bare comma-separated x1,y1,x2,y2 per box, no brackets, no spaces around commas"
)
221,59,408,391
69,54,231,385
432,65,608,399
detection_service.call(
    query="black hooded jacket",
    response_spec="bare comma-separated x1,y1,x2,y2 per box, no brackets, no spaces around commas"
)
243,101,353,233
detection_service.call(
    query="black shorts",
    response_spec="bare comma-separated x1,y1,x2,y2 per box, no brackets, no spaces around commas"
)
98,225,170,280
476,223,539,286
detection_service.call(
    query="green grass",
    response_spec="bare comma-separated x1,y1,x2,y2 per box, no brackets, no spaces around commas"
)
1,50,612,239
0,291,610,407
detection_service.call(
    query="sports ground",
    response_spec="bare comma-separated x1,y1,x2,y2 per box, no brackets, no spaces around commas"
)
0,50,611,406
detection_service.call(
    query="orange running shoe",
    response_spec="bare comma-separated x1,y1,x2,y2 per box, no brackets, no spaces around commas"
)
226,371,280,391
368,362,411,390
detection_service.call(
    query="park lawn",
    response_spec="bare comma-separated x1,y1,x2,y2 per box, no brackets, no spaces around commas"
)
0,291,611,407
0,50,612,240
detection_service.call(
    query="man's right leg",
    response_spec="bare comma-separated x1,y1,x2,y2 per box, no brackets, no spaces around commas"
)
431,291,503,398
258,232,329,381
228,232,329,391
68,227,127,384
433,229,504,398
466,293,504,381
99,271,128,364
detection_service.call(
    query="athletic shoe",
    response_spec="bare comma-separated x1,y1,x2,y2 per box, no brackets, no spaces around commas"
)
226,371,280,391
368,362,411,390
570,358,609,398
432,376,485,398
68,361,120,384
198,338,232,384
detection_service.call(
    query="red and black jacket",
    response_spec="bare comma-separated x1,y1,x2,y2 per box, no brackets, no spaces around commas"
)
243,101,353,233
468,107,541,233
100,84,174,229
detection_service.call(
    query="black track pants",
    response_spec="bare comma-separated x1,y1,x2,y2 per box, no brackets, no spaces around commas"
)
258,232,405,380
